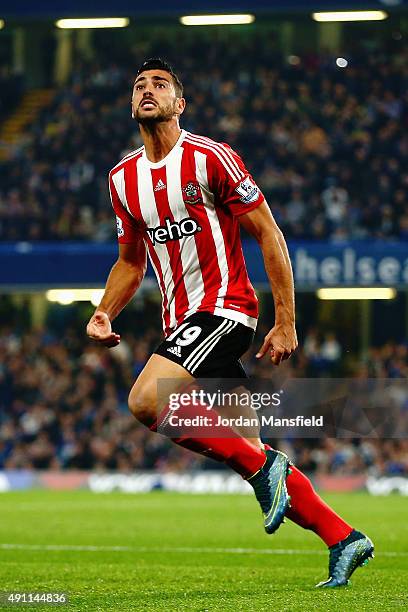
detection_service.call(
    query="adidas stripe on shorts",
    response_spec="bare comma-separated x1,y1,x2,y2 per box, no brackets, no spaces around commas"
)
154,312,255,378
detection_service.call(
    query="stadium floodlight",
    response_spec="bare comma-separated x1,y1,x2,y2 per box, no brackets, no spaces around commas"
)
46,289,104,306
316,288,396,300
55,18,129,29
0,20,4,29
312,11,388,22
180,14,255,26
336,57,348,68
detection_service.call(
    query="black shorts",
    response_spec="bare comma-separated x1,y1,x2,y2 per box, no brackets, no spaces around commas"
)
154,312,255,378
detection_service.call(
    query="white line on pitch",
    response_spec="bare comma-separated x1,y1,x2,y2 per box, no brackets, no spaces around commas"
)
0,543,406,557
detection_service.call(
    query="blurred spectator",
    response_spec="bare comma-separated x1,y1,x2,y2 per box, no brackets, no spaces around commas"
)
320,332,342,366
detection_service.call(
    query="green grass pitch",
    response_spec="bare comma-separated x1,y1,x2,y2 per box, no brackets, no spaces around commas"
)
0,490,407,611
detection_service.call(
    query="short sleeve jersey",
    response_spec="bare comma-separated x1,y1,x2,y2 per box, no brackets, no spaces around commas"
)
109,130,264,335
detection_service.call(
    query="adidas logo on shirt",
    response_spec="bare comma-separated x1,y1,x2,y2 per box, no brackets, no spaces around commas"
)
154,179,166,192
167,345,182,357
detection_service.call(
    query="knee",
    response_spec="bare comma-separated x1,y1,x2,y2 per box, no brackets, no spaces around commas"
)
128,385,157,426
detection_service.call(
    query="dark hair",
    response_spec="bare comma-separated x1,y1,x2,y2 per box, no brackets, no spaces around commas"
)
136,58,183,97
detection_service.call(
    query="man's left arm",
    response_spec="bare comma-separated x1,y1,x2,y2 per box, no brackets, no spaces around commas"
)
239,201,298,365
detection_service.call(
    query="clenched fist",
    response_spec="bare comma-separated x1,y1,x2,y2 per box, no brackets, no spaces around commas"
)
86,311,121,348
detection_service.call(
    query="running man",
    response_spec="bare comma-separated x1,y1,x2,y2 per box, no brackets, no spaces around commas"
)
86,58,373,587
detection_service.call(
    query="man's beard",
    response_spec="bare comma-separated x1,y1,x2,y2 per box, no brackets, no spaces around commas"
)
135,101,176,125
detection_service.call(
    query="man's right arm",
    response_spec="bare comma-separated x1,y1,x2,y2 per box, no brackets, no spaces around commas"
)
86,241,146,347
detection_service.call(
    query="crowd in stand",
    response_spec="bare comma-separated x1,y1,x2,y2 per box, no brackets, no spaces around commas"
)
0,28,407,478
0,30,407,241
1,315,406,475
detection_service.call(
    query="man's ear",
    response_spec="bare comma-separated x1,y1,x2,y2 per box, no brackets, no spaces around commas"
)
175,97,186,117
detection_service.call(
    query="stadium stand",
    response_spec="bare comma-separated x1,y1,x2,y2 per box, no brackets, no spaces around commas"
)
1,316,406,474
0,31,407,241
0,27,406,481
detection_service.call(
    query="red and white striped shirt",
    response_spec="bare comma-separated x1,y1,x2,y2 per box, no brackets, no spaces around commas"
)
109,130,264,336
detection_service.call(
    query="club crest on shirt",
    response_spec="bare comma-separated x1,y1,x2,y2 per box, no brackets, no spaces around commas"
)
235,176,259,204
182,181,203,205
116,216,124,237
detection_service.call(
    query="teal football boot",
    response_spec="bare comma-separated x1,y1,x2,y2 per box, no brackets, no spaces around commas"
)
316,529,374,588
247,449,291,534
